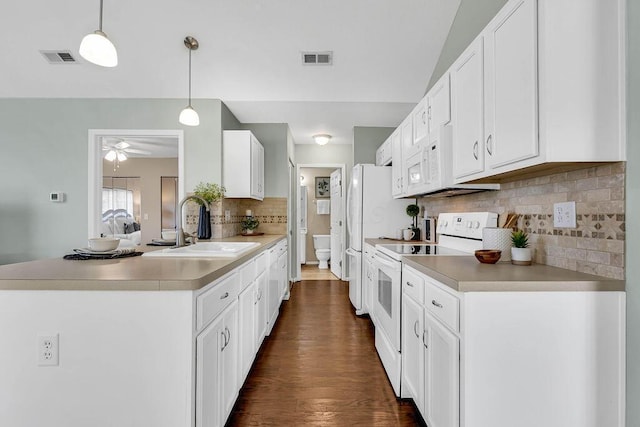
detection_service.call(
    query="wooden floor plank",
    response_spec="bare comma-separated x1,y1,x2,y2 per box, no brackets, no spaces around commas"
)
226,279,425,426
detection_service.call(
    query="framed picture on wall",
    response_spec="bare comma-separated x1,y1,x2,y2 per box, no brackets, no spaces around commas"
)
315,177,330,198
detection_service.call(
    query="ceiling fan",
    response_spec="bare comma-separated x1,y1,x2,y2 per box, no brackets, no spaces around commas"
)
102,138,151,170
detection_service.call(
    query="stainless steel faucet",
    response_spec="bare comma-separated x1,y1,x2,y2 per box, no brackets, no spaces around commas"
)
176,195,210,247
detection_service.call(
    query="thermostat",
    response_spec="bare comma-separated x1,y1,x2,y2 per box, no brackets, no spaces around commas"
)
50,192,65,203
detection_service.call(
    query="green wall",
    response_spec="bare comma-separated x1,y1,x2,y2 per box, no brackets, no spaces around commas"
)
0,98,224,264
627,0,639,424
427,0,508,90
353,126,394,165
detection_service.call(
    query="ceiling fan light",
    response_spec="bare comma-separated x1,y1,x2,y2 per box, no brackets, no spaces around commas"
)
79,30,118,67
104,149,117,161
313,134,331,146
116,151,127,162
179,106,200,126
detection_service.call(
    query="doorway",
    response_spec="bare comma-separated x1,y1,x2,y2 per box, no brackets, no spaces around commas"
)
88,129,185,243
295,163,346,281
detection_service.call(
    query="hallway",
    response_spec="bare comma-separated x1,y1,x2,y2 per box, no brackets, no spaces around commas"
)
226,280,424,426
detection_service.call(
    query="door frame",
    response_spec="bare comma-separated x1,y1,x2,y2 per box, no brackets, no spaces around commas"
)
87,129,185,239
295,163,346,281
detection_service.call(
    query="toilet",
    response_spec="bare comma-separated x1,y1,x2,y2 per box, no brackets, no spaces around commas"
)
312,235,331,269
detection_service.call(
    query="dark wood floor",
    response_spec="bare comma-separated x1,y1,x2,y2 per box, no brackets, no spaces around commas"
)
226,280,425,426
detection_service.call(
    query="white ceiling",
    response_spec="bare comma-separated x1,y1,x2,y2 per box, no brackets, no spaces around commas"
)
1,0,461,146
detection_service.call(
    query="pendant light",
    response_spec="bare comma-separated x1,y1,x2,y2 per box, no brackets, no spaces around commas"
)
179,36,200,126
79,0,118,67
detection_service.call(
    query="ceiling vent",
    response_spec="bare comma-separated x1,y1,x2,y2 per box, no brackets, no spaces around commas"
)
40,50,78,64
302,51,333,66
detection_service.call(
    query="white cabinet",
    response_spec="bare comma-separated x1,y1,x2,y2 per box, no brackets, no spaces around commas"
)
390,128,403,197
363,244,376,316
196,300,238,427
399,264,625,427
401,291,424,407
266,246,280,335
376,137,392,166
450,36,485,180
223,130,264,201
278,248,288,300
427,73,452,140
412,99,429,148
483,0,538,171
238,281,255,382
423,311,459,427
254,270,268,346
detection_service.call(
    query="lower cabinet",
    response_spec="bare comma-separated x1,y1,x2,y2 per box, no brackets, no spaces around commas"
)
400,264,625,427
196,301,238,427
195,239,286,427
423,311,459,427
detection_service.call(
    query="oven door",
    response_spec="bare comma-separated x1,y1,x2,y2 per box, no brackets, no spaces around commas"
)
372,251,401,351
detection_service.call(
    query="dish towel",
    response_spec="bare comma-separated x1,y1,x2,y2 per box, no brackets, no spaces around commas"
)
317,200,330,215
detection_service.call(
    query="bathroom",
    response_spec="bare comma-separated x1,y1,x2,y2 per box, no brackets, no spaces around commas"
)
299,167,340,277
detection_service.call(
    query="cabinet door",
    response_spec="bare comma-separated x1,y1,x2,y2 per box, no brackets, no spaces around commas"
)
401,295,424,409
278,251,288,300
266,255,280,335
219,302,239,424
250,137,264,200
412,98,429,147
428,73,451,139
391,129,403,197
238,282,255,382
451,37,485,180
254,271,268,347
484,0,538,170
424,311,459,427
196,314,223,427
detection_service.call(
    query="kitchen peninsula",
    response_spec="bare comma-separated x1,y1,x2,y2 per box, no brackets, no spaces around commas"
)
0,234,287,427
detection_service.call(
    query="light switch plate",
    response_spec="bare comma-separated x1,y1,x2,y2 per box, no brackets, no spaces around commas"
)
554,201,577,228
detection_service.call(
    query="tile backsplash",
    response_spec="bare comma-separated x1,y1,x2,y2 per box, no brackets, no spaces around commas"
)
185,197,287,238
419,163,625,280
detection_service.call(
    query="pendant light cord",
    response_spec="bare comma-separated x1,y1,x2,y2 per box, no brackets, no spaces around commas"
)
188,47,192,108
99,0,104,31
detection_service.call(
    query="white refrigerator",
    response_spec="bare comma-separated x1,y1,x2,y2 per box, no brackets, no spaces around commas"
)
345,164,412,315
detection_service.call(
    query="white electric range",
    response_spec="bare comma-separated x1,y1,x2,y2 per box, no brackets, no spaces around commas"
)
371,212,498,397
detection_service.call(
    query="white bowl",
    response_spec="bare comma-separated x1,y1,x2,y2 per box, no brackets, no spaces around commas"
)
161,230,177,241
88,237,120,252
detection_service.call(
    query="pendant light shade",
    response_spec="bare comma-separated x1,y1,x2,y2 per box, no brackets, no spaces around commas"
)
79,0,118,67
179,106,200,126
179,36,200,127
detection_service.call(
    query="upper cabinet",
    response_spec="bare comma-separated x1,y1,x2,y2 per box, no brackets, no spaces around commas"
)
391,127,404,197
452,0,538,182
223,130,265,201
381,0,625,191
376,136,392,166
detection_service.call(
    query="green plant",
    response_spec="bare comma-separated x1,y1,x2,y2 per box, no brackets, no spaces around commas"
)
241,216,260,231
193,182,225,205
511,230,530,248
406,204,420,228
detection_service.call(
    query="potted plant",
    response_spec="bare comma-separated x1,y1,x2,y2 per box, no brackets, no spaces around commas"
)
406,203,421,241
193,182,226,239
510,230,532,265
241,216,260,234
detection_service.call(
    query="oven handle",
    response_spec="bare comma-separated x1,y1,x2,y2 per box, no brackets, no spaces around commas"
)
372,253,401,272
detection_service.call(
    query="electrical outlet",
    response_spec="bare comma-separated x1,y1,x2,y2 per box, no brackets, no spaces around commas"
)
37,334,59,366
225,210,231,222
554,201,577,228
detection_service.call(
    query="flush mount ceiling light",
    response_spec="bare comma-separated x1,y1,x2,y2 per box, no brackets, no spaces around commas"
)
179,36,200,127
79,0,118,67
313,134,332,146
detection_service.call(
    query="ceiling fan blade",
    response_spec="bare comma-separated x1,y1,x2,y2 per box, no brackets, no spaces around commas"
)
123,148,152,155
114,141,130,150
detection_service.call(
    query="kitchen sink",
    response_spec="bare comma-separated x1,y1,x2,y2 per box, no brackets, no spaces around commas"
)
143,241,260,258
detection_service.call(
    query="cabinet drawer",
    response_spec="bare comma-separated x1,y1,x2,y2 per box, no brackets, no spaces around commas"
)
255,252,267,274
196,273,239,331
425,280,459,332
240,261,256,291
402,267,424,305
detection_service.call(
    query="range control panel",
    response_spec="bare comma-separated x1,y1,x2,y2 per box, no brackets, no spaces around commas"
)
436,212,498,240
